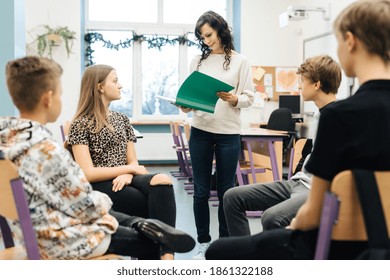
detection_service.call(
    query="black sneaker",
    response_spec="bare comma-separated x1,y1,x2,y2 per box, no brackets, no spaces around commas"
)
135,219,195,253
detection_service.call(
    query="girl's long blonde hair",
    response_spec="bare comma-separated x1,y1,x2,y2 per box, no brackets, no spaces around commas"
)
73,64,114,133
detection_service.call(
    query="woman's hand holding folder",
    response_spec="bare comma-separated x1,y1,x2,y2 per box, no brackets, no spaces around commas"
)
217,91,238,106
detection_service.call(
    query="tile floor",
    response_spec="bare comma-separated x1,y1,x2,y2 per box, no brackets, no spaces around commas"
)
147,164,263,260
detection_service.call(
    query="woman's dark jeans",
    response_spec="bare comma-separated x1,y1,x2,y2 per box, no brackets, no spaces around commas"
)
189,127,240,243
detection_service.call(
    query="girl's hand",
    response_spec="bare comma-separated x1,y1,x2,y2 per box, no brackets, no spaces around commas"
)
130,165,149,175
112,174,134,192
217,91,238,106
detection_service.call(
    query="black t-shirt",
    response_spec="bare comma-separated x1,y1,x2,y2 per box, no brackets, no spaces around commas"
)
306,80,390,181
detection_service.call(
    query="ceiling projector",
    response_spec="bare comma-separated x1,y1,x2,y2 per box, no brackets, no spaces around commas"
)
288,10,309,20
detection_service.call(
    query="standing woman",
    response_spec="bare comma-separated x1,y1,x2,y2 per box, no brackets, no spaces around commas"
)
182,11,254,259
68,64,177,260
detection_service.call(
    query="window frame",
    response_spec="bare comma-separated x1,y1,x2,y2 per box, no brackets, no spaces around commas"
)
85,0,230,122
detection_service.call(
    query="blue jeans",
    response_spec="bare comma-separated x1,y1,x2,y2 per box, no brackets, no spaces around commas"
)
189,127,240,243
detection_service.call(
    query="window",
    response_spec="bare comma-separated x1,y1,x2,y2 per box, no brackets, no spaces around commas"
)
141,35,179,116
89,30,134,117
163,0,227,24
86,0,228,121
88,0,158,23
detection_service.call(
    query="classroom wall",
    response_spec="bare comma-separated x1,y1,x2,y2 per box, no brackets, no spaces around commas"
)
298,0,355,116
4,0,355,161
298,0,355,50
24,0,82,143
240,0,355,124
240,0,302,125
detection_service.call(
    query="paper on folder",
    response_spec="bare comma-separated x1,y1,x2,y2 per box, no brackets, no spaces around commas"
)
155,95,176,104
175,71,234,113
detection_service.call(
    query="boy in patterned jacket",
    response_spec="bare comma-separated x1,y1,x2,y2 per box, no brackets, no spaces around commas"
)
0,56,194,259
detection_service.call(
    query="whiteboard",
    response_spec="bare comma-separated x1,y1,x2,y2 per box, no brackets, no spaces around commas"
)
303,32,353,113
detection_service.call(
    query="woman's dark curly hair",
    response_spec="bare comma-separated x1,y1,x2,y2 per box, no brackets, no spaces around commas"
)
194,11,234,70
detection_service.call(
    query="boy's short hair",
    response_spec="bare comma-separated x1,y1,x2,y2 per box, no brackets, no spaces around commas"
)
297,55,342,94
6,56,63,112
334,0,390,64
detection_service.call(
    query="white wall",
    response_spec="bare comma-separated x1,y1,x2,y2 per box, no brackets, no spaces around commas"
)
25,0,82,144
22,0,355,160
240,0,302,124
298,0,355,53
297,0,355,115
241,0,301,66
240,0,355,124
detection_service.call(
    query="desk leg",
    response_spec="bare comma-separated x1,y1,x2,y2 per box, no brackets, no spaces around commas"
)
246,141,257,183
287,148,295,179
268,140,280,181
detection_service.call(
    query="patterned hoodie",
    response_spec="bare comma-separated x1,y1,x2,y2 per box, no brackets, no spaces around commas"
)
0,117,118,259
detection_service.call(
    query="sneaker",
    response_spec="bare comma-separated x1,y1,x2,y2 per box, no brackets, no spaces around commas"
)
193,242,211,260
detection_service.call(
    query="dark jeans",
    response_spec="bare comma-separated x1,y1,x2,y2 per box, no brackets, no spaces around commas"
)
205,228,369,260
105,210,160,260
92,173,176,227
189,127,240,243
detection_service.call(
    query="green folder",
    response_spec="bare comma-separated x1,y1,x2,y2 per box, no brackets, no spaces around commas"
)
175,71,235,114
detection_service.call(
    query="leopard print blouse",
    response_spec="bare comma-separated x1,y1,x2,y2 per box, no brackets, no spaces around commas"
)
68,111,137,167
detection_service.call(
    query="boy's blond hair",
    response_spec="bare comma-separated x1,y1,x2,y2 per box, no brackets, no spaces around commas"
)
334,0,390,64
6,56,63,112
297,55,342,94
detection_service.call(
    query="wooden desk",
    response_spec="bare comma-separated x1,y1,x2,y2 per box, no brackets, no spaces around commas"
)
250,121,309,138
239,128,288,184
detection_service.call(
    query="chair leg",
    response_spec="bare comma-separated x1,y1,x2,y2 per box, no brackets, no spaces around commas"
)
236,162,244,186
287,147,294,179
314,192,340,260
0,216,14,248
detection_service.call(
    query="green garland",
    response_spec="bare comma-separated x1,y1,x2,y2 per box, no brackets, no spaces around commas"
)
84,32,198,66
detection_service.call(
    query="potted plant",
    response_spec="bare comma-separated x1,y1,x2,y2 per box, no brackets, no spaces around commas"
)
35,25,76,58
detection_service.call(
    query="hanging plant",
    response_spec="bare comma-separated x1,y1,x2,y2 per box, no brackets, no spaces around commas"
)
34,25,76,58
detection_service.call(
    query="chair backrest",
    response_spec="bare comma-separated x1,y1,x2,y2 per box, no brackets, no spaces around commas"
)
267,108,295,132
0,158,127,260
315,170,390,259
267,108,298,166
0,159,40,260
287,138,312,179
332,170,390,241
172,121,192,178
182,122,191,143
